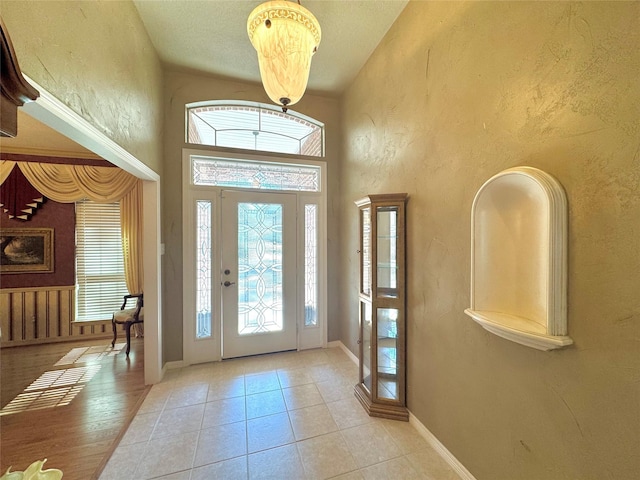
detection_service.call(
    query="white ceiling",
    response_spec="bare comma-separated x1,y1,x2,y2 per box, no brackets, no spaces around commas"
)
0,110,99,158
133,0,409,95
1,1,408,157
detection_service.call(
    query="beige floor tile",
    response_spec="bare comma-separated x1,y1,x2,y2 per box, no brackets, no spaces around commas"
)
405,448,462,479
247,412,295,453
119,411,160,446
201,360,232,377
380,418,430,455
207,375,246,401
331,471,365,480
99,442,145,480
299,349,331,367
277,367,314,388
202,396,246,428
135,430,199,479
334,362,359,383
191,456,248,480
165,382,209,408
194,421,248,467
307,363,340,383
180,362,216,375
211,360,246,378
151,403,205,439
341,422,402,468
246,389,286,419
282,383,324,411
360,456,423,480
175,371,211,388
324,347,352,364
153,470,192,480
248,443,306,479
326,397,373,430
137,384,171,414
159,369,181,383
316,377,356,403
245,371,281,395
239,356,281,374
269,351,306,370
289,404,339,441
104,347,461,480
297,431,358,480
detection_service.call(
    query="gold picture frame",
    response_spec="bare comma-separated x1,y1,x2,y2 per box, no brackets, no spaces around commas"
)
0,228,54,273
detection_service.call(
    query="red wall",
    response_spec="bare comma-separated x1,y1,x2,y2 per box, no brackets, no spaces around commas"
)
0,200,75,288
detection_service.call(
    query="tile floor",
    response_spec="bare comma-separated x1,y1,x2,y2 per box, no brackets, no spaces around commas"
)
100,347,461,480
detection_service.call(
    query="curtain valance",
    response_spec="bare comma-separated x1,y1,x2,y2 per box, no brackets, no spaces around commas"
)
0,160,143,295
1,160,138,202
1,161,138,202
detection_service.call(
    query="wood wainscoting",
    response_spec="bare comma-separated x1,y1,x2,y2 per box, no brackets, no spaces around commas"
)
0,286,111,347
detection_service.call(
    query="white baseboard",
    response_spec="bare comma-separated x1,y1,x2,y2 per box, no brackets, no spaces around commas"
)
329,339,359,364
331,340,476,480
163,360,185,372
409,413,476,480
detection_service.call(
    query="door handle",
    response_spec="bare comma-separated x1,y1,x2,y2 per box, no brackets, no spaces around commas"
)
223,281,236,287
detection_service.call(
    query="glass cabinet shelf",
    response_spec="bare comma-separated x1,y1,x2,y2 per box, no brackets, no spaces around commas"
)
354,193,408,421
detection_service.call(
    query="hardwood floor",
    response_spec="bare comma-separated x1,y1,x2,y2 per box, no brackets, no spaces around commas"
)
0,336,149,480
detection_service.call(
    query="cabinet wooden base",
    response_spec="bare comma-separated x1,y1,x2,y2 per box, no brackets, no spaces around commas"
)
354,383,409,422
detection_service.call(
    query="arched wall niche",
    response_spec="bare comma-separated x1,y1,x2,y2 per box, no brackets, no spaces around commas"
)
464,166,573,351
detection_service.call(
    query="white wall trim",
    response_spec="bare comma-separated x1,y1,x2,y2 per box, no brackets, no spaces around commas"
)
143,180,163,384
331,340,476,480
22,75,159,182
408,412,477,480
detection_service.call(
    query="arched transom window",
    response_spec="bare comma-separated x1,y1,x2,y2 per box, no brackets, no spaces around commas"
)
186,101,324,157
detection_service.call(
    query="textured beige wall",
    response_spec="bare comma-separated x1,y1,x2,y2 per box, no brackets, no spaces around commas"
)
162,70,341,362
0,0,163,172
340,1,640,479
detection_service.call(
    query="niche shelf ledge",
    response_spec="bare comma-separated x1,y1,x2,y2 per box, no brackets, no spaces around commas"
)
464,309,573,351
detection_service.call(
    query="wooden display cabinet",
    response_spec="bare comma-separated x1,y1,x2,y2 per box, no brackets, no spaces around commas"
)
354,193,408,421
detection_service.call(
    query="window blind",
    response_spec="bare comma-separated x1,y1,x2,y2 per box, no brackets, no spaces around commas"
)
76,200,129,321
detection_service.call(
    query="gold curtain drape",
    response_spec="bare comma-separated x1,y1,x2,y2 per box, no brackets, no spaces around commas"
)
120,180,143,294
0,160,16,185
0,160,143,295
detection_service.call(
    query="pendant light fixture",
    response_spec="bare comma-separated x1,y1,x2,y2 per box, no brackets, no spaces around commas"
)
247,0,321,112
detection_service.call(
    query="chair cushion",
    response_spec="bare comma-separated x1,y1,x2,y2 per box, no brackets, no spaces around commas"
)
113,307,144,323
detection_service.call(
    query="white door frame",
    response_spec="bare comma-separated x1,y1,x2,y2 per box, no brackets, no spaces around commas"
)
22,76,163,385
182,148,327,366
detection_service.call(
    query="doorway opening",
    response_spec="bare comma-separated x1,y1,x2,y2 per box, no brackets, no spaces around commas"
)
20,76,162,385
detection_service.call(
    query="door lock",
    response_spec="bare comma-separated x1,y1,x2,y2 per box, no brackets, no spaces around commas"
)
223,281,236,287
224,269,231,275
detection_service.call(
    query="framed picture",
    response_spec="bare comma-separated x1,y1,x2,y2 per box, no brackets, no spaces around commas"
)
0,228,54,273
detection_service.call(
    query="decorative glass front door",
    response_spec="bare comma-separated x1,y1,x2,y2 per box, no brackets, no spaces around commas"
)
183,152,326,365
221,190,297,358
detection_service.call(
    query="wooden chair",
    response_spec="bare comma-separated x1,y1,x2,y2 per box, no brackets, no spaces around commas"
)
111,293,144,356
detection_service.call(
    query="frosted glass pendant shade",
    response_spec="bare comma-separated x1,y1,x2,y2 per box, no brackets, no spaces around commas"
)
248,0,321,110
